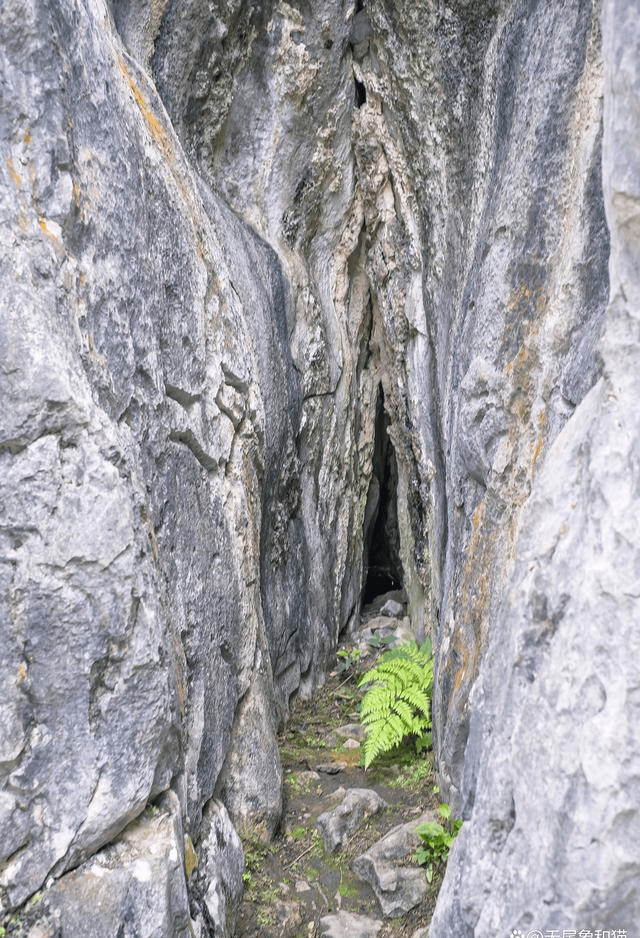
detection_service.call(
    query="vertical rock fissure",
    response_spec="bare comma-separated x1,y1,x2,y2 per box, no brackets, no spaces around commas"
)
354,76,367,108
362,384,404,607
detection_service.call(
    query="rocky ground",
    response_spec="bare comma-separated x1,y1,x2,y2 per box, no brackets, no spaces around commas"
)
236,594,443,938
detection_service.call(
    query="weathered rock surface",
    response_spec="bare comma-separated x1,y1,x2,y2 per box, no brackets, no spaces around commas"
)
1,0,638,932
352,813,432,918
12,792,192,938
190,800,244,938
316,788,387,853
1,0,297,922
430,0,640,932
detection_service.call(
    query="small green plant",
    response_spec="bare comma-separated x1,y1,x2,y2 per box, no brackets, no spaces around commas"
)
286,771,311,795
338,882,359,898
242,870,251,885
256,908,276,927
413,802,463,883
367,633,397,650
358,640,433,769
258,885,280,904
289,825,307,840
387,758,432,790
336,647,362,676
242,836,271,881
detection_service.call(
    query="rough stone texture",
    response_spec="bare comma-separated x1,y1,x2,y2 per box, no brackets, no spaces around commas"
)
430,0,640,932
1,0,638,933
190,800,244,938
0,0,296,921
316,788,387,854
10,792,192,938
352,812,432,918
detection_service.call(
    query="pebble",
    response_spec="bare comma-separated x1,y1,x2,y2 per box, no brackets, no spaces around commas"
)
343,738,360,749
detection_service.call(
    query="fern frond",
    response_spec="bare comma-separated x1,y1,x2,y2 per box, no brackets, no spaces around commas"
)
358,640,434,769
398,685,431,717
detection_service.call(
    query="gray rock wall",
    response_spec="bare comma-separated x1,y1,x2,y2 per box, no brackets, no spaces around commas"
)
1,0,638,933
431,0,640,930
1,0,305,928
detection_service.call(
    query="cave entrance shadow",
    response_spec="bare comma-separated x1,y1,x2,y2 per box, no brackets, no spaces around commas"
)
361,384,404,610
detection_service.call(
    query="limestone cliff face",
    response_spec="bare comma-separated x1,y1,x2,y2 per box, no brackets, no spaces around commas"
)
0,0,638,934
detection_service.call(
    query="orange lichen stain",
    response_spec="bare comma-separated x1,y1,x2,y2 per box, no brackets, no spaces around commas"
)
507,282,533,311
450,644,470,697
17,662,27,683
129,79,166,141
448,502,494,699
533,434,543,466
6,156,21,189
506,281,547,316
38,216,59,242
184,835,197,879
532,409,546,468
119,57,167,145
118,57,201,221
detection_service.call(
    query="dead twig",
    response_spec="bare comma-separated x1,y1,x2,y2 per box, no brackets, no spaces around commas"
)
336,673,356,691
285,841,316,869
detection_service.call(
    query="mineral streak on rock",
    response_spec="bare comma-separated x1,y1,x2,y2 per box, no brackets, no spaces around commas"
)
1,0,638,933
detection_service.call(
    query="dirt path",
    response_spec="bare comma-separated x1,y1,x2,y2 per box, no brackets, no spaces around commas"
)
236,617,443,938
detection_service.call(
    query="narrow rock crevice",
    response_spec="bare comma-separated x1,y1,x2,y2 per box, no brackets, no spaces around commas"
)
1,1,635,935
362,385,404,608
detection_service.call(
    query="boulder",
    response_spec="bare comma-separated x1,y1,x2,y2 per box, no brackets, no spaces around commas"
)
317,789,387,854
352,812,436,917
379,599,404,618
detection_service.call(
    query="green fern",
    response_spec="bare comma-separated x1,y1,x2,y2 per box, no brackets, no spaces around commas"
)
358,640,434,769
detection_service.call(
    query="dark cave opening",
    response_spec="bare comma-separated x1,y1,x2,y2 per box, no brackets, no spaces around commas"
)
362,385,404,607
354,77,367,108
